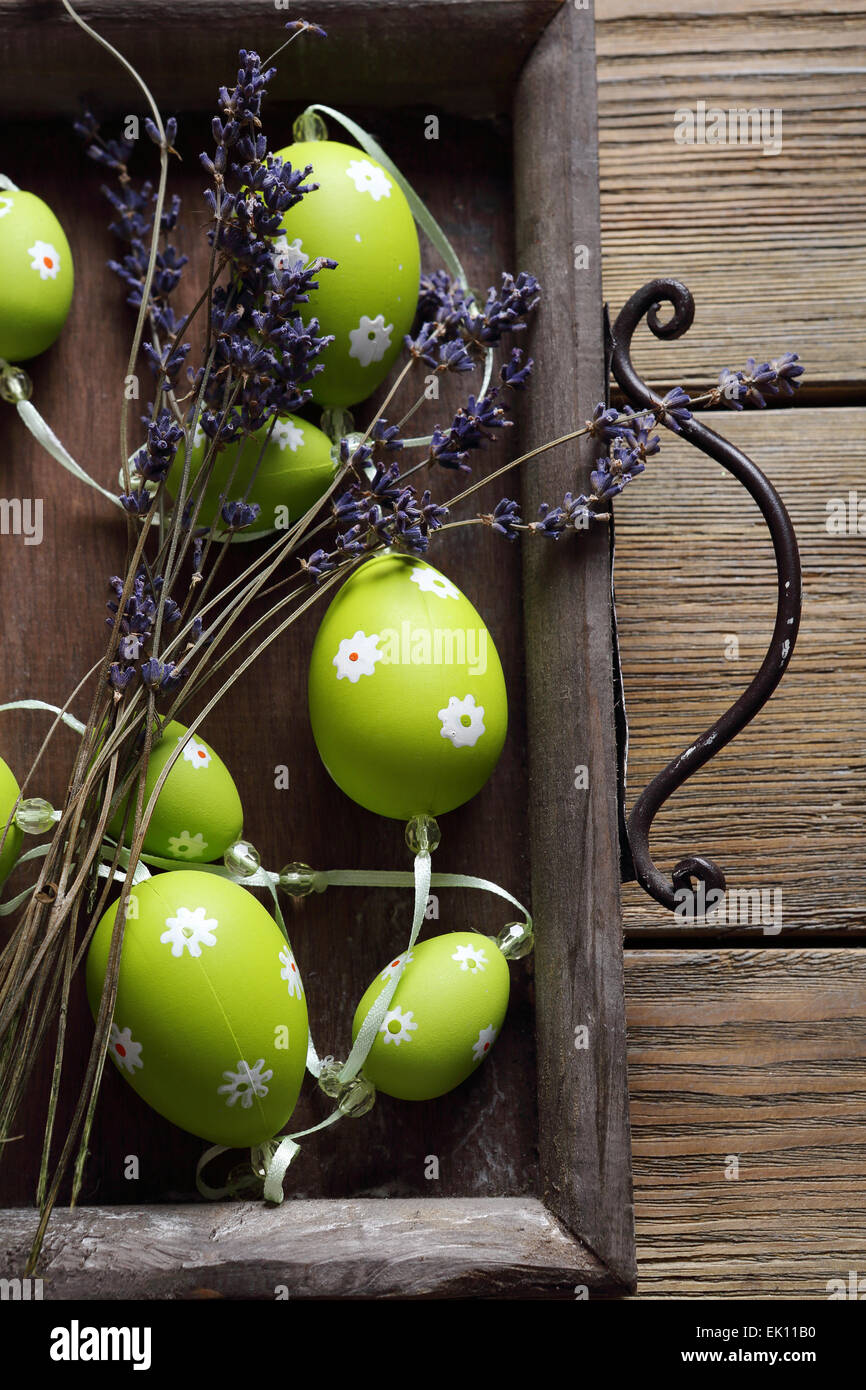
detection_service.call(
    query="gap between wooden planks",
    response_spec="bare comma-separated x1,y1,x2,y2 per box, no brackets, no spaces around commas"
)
595,0,866,399
624,948,866,1299
613,407,866,937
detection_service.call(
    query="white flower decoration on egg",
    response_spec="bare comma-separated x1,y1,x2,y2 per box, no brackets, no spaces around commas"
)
438,694,486,749
272,234,307,273
279,947,304,1000
345,158,392,201
451,942,488,973
334,630,382,682
472,1024,497,1062
410,566,461,601
0,196,14,219
178,733,211,769
272,418,305,452
160,905,219,958
167,829,209,858
110,1023,144,1074
218,1058,273,1109
348,313,393,367
380,1006,417,1046
28,239,61,280
379,949,415,983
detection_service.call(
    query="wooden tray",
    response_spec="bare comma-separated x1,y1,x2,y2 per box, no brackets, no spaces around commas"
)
0,0,636,1297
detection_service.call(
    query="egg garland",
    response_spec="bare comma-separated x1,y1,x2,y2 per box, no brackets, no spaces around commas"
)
86,872,308,1147
166,412,338,539
308,551,508,821
0,755,24,887
4,104,531,1203
352,932,510,1101
108,720,244,864
271,138,421,409
0,183,74,362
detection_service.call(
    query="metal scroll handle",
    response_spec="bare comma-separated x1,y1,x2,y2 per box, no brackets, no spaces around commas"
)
610,278,802,912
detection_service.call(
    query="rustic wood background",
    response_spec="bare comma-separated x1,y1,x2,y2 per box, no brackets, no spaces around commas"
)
598,0,866,1297
1,0,864,1299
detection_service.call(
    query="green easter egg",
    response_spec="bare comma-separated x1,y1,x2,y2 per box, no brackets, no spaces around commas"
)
272,139,421,408
352,931,510,1101
86,872,308,1146
108,720,243,864
0,756,23,886
167,413,337,536
308,551,507,820
0,189,73,360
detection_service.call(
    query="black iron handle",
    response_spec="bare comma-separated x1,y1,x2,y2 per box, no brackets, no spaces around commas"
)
610,278,802,912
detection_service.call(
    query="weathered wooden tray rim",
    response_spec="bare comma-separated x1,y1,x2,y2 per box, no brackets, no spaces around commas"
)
0,1197,618,1300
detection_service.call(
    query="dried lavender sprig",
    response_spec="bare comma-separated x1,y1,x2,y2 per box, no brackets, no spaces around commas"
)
713,353,804,410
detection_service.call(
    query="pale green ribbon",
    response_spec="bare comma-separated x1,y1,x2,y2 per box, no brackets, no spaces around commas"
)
15,400,124,507
0,169,131,508
0,699,86,737
301,104,495,444
194,851,531,1203
302,106,468,288
0,700,86,907
0,356,127,508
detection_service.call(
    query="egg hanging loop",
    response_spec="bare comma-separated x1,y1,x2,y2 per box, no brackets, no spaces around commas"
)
292,108,329,143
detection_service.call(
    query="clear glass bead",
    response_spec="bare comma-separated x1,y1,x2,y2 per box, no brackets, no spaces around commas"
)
223,840,261,878
15,797,57,835
337,1074,376,1118
321,409,356,444
316,1060,376,1117
405,814,441,856
0,363,33,404
293,108,329,143
317,1057,344,1099
495,919,535,960
278,861,319,897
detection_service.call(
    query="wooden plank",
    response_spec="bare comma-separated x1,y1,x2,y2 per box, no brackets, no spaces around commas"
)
625,948,866,1299
0,111,541,1204
0,0,564,118
614,408,866,936
0,1196,609,1298
515,1,636,1291
595,0,866,400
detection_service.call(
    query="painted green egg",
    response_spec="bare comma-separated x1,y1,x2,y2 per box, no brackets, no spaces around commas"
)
308,551,507,820
0,756,23,887
0,189,73,361
272,139,421,408
166,413,337,537
108,720,243,864
352,931,510,1101
86,871,308,1146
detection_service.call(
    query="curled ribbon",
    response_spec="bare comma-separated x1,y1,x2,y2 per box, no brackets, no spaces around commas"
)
194,849,531,1203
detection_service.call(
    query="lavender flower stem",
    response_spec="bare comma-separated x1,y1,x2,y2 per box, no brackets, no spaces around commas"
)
59,0,171,497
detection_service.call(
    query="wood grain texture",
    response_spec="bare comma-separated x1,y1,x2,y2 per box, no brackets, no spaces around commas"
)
625,949,866,1299
614,407,866,937
0,111,542,1208
0,0,564,118
0,1196,609,1299
515,2,636,1291
595,0,866,399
